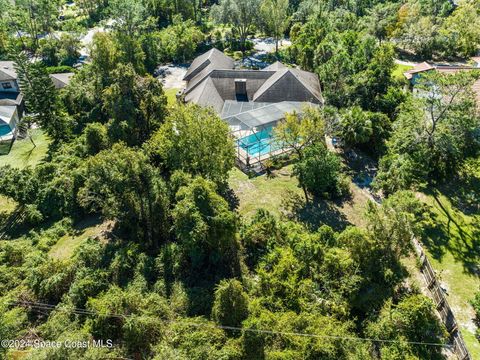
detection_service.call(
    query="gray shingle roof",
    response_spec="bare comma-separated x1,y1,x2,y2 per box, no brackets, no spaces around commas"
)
49,72,74,89
263,61,287,71
184,77,225,113
183,51,323,111
0,61,17,82
183,48,235,81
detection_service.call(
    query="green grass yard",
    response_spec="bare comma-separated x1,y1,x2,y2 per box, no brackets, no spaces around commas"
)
419,190,480,358
0,129,50,169
49,217,110,260
165,88,180,106
392,63,414,81
228,166,370,230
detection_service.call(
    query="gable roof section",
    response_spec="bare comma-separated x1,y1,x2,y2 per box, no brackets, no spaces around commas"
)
50,73,74,89
183,48,235,82
253,69,323,104
404,62,434,79
289,68,323,103
184,77,225,113
0,61,17,82
186,69,275,97
404,61,476,80
263,61,287,71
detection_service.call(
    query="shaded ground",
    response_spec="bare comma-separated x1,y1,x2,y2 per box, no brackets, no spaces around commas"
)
0,129,50,169
228,166,370,231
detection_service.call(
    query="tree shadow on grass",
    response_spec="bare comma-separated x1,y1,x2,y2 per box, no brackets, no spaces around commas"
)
422,188,480,277
281,191,351,232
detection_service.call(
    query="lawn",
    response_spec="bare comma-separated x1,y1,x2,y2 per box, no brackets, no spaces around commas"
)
0,129,50,169
418,189,480,358
49,217,111,260
392,63,413,81
165,88,180,106
228,166,370,230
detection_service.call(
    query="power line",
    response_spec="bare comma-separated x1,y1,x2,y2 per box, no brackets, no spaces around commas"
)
8,300,452,349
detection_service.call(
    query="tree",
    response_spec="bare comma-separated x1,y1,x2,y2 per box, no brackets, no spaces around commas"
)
78,144,170,248
376,70,480,191
89,32,120,90
338,107,391,154
11,0,60,51
157,16,204,63
293,142,347,202
84,122,109,155
102,63,167,146
172,177,241,281
260,0,289,53
353,43,396,111
365,190,426,268
273,106,325,161
212,279,249,327
14,51,72,143
440,0,480,57
145,104,235,184
338,107,373,148
362,2,399,43
211,0,261,52
109,0,149,73
366,294,447,359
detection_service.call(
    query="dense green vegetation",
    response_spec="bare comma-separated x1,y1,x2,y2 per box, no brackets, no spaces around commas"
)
0,0,479,358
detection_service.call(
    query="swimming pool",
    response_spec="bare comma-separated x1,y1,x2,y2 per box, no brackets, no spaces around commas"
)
0,125,12,137
238,127,281,157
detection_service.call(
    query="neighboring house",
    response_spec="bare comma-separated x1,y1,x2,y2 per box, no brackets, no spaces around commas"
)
0,61,20,93
49,72,74,89
0,105,19,155
182,48,323,170
0,61,22,154
0,60,74,154
404,59,480,106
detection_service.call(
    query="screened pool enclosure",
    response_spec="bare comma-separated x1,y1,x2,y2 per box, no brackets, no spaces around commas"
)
221,101,314,169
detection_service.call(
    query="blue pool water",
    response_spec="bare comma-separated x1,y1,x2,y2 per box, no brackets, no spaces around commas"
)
238,127,280,157
0,125,12,137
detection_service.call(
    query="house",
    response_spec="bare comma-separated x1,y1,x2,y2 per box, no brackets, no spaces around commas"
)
0,61,20,93
49,72,74,89
0,105,19,155
0,59,74,154
182,48,323,170
404,60,480,106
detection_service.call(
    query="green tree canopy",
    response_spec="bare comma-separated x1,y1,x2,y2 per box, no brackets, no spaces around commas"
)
145,104,235,184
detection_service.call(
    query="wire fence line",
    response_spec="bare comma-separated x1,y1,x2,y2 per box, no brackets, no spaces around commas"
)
8,300,453,348
411,237,472,360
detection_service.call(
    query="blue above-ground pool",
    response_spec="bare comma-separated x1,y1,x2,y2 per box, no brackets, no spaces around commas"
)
238,127,281,157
